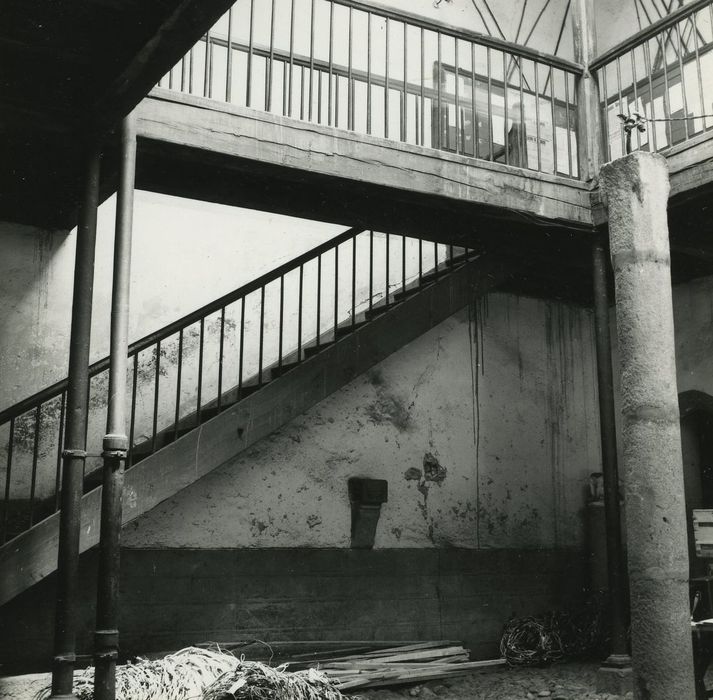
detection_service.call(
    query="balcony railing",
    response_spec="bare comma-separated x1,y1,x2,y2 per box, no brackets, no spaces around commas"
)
157,0,583,178
592,0,713,159
0,228,474,545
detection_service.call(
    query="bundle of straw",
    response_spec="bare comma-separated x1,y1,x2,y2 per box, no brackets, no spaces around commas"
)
37,647,239,700
202,661,346,700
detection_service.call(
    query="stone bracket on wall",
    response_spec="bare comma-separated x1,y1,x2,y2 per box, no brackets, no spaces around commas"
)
348,478,388,549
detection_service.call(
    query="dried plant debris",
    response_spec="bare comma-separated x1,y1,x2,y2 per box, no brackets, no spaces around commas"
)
203,662,345,700
35,647,347,700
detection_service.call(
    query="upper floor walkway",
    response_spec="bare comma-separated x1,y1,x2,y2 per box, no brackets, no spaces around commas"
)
132,0,713,235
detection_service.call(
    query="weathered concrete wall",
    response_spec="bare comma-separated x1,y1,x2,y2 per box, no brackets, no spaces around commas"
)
124,292,601,550
0,195,340,409
0,546,587,672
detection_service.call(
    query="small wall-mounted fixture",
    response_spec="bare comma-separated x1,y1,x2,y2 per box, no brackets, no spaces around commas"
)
348,477,388,549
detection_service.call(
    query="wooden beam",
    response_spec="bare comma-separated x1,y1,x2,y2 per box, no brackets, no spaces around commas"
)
137,89,595,230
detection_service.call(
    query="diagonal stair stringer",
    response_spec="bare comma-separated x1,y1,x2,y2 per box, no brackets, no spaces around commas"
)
0,254,512,606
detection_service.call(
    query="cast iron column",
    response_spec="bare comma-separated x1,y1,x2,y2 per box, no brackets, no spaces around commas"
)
93,113,137,700
51,144,102,699
601,151,695,699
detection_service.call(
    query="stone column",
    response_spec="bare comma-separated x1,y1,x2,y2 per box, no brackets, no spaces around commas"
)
600,151,695,699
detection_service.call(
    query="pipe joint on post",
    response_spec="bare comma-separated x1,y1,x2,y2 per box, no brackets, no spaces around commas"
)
93,630,119,660
102,434,128,454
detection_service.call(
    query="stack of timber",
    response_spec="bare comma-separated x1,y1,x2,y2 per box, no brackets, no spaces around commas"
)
285,641,506,691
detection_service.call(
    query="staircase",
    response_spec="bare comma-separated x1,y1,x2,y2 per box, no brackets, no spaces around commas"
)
0,227,503,605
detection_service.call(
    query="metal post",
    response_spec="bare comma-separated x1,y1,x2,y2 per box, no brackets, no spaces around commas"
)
50,143,102,700
93,113,137,700
592,242,631,684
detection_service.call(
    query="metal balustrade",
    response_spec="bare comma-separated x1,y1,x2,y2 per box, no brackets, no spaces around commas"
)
0,228,475,545
592,0,713,159
156,0,582,178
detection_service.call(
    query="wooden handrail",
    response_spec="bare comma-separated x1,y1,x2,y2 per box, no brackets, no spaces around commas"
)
329,0,584,74
0,226,364,424
590,0,712,71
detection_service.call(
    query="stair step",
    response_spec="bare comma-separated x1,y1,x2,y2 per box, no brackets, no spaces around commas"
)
364,302,398,320
271,361,301,380
304,342,334,358
238,382,268,399
335,320,367,338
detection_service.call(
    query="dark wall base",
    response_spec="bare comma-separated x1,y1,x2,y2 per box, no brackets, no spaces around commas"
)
0,547,586,673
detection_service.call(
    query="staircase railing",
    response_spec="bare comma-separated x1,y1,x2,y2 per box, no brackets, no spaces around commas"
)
0,227,475,545
591,0,713,160
156,0,582,178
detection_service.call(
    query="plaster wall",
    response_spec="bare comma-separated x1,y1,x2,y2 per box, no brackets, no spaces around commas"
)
124,292,602,551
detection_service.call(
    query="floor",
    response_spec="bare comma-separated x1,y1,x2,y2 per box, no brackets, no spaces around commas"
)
0,661,634,700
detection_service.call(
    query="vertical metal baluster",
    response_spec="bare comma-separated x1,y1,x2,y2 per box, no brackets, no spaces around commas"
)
238,297,245,395
433,240,439,278
168,61,174,91
289,0,295,118
309,0,315,121
348,7,354,130
403,23,408,142
279,58,288,115
436,32,441,149
401,235,407,293
174,330,183,441
197,318,204,425
334,245,339,340
127,354,138,467
328,2,334,126
258,287,265,385
600,65,609,162
471,42,477,157
352,235,357,328
189,47,195,94
503,52,509,165
534,62,542,171
418,238,423,284
519,58,525,166
226,7,233,103
455,40,460,153
565,71,572,174
55,392,66,512
386,234,391,303
549,68,560,175
318,67,323,124
218,308,226,410
643,42,658,152
487,47,493,159
675,22,690,140
369,231,374,310
659,34,673,146
692,11,705,137
204,31,211,98
615,57,625,155
631,50,641,151
316,254,322,346
335,74,340,129
278,276,285,370
420,27,425,146
247,0,254,107
298,265,304,360
152,341,160,453
300,66,305,121
181,53,187,92
28,405,41,526
268,0,276,111
367,12,372,135
385,17,390,138
2,419,14,544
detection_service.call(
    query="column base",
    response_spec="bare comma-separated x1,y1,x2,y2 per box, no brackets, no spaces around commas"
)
596,655,633,695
